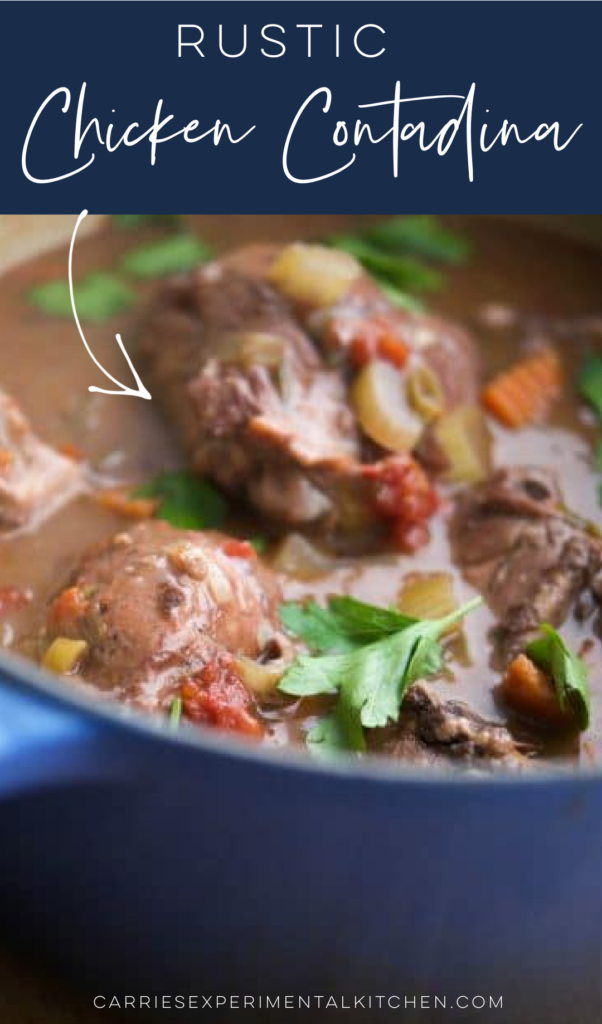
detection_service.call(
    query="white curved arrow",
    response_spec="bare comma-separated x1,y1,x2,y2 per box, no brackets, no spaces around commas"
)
69,209,151,399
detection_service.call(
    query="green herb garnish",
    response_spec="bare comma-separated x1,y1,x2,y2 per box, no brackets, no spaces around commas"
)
328,236,443,293
121,234,212,278
364,215,470,264
169,696,182,729
250,536,268,554
370,277,424,314
323,216,468,308
30,272,134,322
280,595,415,655
578,354,602,421
577,356,602,507
527,624,590,730
279,594,481,757
113,214,181,230
134,471,227,530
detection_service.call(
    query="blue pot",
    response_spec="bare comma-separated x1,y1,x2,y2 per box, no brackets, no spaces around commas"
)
0,652,600,1021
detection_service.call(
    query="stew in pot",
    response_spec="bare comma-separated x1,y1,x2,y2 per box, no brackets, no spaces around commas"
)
2,214,602,773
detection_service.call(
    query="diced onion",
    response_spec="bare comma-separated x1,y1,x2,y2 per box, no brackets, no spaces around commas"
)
277,350,295,404
398,573,457,628
269,244,361,307
432,406,492,484
43,637,88,675
221,332,284,369
233,655,285,695
406,363,445,421
352,359,422,453
271,532,335,579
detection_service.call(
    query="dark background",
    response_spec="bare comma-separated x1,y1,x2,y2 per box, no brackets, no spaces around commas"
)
3,1,601,212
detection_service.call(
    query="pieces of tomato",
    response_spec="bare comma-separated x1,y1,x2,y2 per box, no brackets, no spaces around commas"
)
181,656,264,738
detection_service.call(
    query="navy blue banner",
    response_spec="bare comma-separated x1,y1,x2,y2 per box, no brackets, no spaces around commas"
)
3,1,601,212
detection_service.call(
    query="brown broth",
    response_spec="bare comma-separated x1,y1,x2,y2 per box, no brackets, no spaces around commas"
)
1,215,601,765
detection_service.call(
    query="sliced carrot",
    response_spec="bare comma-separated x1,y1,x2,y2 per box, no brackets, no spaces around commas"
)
0,449,13,473
482,348,561,428
58,442,85,462
347,317,409,370
47,586,89,631
375,332,410,369
501,653,568,727
96,489,159,520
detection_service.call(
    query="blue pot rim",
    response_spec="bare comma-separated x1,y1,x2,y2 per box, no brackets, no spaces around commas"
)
1,645,598,792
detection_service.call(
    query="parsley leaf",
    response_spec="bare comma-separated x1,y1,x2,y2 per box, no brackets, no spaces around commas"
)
249,536,267,555
577,356,602,508
323,216,469,308
527,624,590,730
364,215,470,264
134,471,227,530
30,273,134,322
327,236,443,292
308,707,364,760
578,354,602,421
279,595,481,755
121,234,212,278
113,214,181,230
370,276,425,314
280,596,415,654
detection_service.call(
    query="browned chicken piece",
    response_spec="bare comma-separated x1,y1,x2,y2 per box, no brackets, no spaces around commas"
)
372,682,527,770
451,467,602,662
0,388,82,532
46,521,292,736
137,243,480,552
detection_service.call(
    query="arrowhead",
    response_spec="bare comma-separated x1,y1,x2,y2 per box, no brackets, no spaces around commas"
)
88,333,152,400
